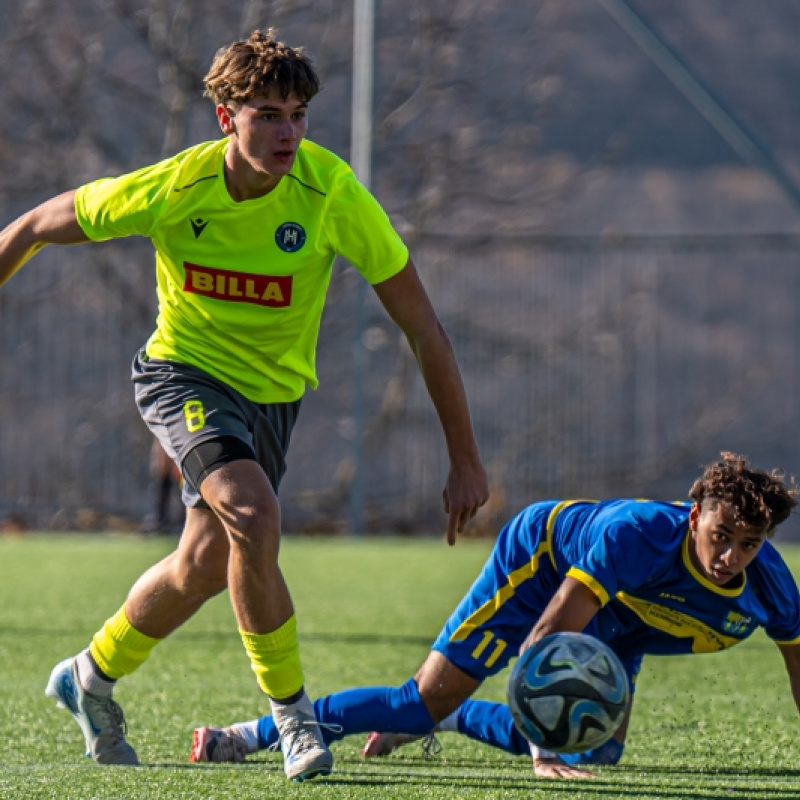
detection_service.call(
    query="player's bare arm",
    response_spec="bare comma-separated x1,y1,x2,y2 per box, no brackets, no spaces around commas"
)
777,643,800,714
0,190,88,287
372,259,489,544
518,577,603,779
520,577,602,654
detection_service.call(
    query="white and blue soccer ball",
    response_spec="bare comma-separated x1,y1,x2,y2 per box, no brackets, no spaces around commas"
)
507,632,629,753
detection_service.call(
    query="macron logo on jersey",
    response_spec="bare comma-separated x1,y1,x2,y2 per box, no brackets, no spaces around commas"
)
190,218,209,238
183,262,292,308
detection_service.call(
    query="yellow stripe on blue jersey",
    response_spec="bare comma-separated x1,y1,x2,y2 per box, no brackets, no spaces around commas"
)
613,592,742,652
75,138,409,403
449,500,587,642
566,566,611,606
544,500,593,552
431,499,800,681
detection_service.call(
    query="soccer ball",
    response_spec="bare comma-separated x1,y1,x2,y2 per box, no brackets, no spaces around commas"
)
507,632,629,753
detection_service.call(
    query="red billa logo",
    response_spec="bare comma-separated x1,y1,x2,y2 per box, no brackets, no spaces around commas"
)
183,262,292,308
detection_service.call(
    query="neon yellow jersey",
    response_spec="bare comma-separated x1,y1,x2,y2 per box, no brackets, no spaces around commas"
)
75,138,409,402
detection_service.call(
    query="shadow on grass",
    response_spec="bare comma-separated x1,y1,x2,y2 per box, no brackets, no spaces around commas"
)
145,756,800,798
614,762,800,779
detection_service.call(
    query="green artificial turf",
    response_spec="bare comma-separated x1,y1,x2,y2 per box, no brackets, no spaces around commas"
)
1,534,798,799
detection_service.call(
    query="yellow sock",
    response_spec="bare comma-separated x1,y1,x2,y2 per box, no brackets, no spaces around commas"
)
89,606,161,680
240,615,304,700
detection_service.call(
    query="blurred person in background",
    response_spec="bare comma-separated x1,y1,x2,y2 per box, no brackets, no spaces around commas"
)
143,438,184,534
0,29,488,780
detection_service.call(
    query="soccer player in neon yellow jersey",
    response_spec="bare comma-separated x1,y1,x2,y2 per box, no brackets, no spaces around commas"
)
0,30,489,780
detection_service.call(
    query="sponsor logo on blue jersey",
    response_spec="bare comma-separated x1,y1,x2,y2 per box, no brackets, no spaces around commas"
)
722,611,752,636
275,222,306,252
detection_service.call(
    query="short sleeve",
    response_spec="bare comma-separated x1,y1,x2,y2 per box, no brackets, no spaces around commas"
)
567,505,681,605
323,170,409,285
753,545,800,643
74,159,175,242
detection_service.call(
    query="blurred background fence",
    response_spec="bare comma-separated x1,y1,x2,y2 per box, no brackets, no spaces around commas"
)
3,233,800,537
1,0,800,536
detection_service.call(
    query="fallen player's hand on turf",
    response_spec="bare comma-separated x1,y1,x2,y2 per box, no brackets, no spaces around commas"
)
533,756,596,780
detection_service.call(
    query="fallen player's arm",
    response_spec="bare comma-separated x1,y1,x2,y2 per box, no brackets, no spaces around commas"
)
777,642,800,714
520,576,602,654
521,577,604,780
0,190,88,286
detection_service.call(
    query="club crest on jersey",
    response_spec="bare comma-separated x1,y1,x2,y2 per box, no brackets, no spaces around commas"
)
721,611,752,636
275,222,306,253
183,262,292,308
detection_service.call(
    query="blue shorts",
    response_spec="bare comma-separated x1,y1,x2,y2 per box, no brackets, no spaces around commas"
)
432,500,643,691
432,501,563,681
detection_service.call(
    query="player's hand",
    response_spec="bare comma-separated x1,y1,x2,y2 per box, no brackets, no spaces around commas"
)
442,458,490,545
533,756,596,780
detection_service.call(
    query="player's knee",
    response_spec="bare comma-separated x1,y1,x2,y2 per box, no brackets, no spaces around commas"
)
224,500,280,551
414,653,478,723
416,687,463,724
203,475,281,550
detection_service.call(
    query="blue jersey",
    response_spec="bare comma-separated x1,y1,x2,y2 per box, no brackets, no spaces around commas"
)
553,499,800,661
433,499,800,682
250,498,800,757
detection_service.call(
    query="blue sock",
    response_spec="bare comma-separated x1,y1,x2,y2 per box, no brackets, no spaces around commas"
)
454,700,625,764
558,738,624,765
255,678,435,750
454,699,531,756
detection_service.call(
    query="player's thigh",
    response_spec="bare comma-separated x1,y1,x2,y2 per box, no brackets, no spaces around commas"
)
181,390,302,499
432,608,533,685
177,397,302,508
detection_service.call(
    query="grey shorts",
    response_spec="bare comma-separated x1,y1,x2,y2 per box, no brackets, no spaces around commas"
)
132,349,301,508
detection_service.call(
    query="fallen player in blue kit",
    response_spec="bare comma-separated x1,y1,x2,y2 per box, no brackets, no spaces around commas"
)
191,453,800,779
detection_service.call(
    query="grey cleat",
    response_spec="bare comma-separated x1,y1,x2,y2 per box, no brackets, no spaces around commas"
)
272,694,333,782
45,657,139,765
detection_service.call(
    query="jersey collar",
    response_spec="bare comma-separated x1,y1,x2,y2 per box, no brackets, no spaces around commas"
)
682,528,746,597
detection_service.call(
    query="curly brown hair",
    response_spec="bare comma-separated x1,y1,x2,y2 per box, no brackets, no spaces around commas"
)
204,29,320,107
688,451,798,536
